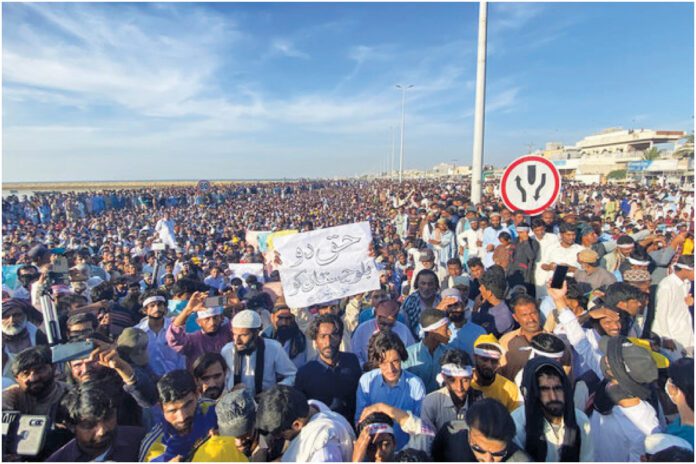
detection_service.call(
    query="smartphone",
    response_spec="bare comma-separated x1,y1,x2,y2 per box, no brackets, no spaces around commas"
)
551,265,569,289
205,296,225,308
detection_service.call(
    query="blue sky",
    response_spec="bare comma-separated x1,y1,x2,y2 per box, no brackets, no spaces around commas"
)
2,2,694,182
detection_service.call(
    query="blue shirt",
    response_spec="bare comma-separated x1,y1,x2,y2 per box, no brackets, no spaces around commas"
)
666,418,694,448
135,317,186,377
355,369,425,450
449,321,487,358
402,341,448,393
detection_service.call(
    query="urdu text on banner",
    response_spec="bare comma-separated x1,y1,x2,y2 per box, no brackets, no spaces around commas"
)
275,222,380,308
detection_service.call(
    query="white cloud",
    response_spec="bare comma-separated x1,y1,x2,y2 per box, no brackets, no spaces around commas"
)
269,38,310,59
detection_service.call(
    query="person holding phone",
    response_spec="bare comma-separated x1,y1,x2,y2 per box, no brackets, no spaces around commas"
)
541,223,583,278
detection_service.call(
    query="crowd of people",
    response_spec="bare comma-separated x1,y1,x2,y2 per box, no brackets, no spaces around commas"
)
1,178,694,462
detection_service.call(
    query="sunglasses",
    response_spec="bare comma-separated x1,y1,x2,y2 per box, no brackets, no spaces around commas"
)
469,441,508,458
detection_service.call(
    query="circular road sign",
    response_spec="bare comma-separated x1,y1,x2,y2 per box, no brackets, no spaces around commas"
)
500,155,561,215
197,180,211,192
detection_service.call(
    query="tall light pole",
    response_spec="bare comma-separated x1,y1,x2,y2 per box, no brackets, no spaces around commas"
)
471,1,488,204
396,84,414,183
390,126,396,179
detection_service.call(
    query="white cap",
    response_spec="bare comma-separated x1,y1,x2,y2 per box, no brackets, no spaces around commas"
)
644,433,693,455
232,310,262,329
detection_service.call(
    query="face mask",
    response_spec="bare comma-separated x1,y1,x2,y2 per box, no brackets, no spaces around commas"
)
665,380,678,405
2,318,27,336
168,299,188,315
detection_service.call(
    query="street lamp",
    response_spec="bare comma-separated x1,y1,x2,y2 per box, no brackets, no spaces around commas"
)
396,84,414,183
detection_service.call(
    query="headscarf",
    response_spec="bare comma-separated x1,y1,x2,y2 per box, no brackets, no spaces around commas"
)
520,357,581,462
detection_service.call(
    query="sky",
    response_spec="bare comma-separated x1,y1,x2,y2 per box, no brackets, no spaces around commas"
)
2,1,694,182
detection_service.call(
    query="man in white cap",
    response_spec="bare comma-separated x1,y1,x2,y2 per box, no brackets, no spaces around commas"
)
220,309,297,396
653,255,694,359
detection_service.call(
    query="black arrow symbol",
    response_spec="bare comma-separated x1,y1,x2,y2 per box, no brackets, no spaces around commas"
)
533,173,547,201
515,176,527,202
527,165,537,185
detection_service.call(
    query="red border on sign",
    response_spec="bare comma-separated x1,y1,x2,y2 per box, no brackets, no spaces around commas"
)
500,155,561,215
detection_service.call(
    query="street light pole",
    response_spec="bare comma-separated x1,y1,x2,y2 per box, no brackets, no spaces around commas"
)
471,0,488,204
396,84,414,183
391,126,396,179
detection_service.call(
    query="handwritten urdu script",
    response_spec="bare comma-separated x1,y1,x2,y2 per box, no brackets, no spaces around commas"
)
275,222,380,308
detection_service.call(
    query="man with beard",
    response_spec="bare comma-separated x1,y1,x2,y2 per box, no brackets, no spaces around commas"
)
262,301,307,369
481,211,509,268
421,348,484,432
256,385,355,462
511,357,593,461
402,309,452,393
2,298,47,382
445,289,486,359
47,386,146,462
139,370,218,462
507,223,539,297
499,295,555,382
220,309,296,395
3,346,68,415
400,269,442,338
135,290,185,377
353,299,416,368
191,353,227,401
166,290,232,370
295,314,361,424
470,334,521,412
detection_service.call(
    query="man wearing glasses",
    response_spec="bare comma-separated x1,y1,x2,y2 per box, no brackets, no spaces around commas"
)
432,398,530,462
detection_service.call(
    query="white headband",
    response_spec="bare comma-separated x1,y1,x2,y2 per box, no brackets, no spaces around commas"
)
627,257,650,266
675,263,694,270
435,363,473,387
197,307,223,319
422,317,450,333
143,296,165,307
617,244,635,249
519,346,564,359
366,423,394,436
474,347,502,359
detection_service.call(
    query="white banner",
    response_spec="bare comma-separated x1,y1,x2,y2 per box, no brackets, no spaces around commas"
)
275,222,380,308
228,263,265,285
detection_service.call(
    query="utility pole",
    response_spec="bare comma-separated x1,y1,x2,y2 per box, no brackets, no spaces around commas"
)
471,1,488,204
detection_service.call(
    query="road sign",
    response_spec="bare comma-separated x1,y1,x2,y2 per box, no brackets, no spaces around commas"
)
500,155,561,215
197,179,211,192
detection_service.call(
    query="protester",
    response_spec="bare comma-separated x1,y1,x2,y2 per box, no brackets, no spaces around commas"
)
512,357,593,461
295,313,361,424
256,385,355,462
47,386,146,462
220,309,297,395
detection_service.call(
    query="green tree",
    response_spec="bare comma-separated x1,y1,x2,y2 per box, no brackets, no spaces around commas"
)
607,169,627,180
674,132,694,159
642,147,663,161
